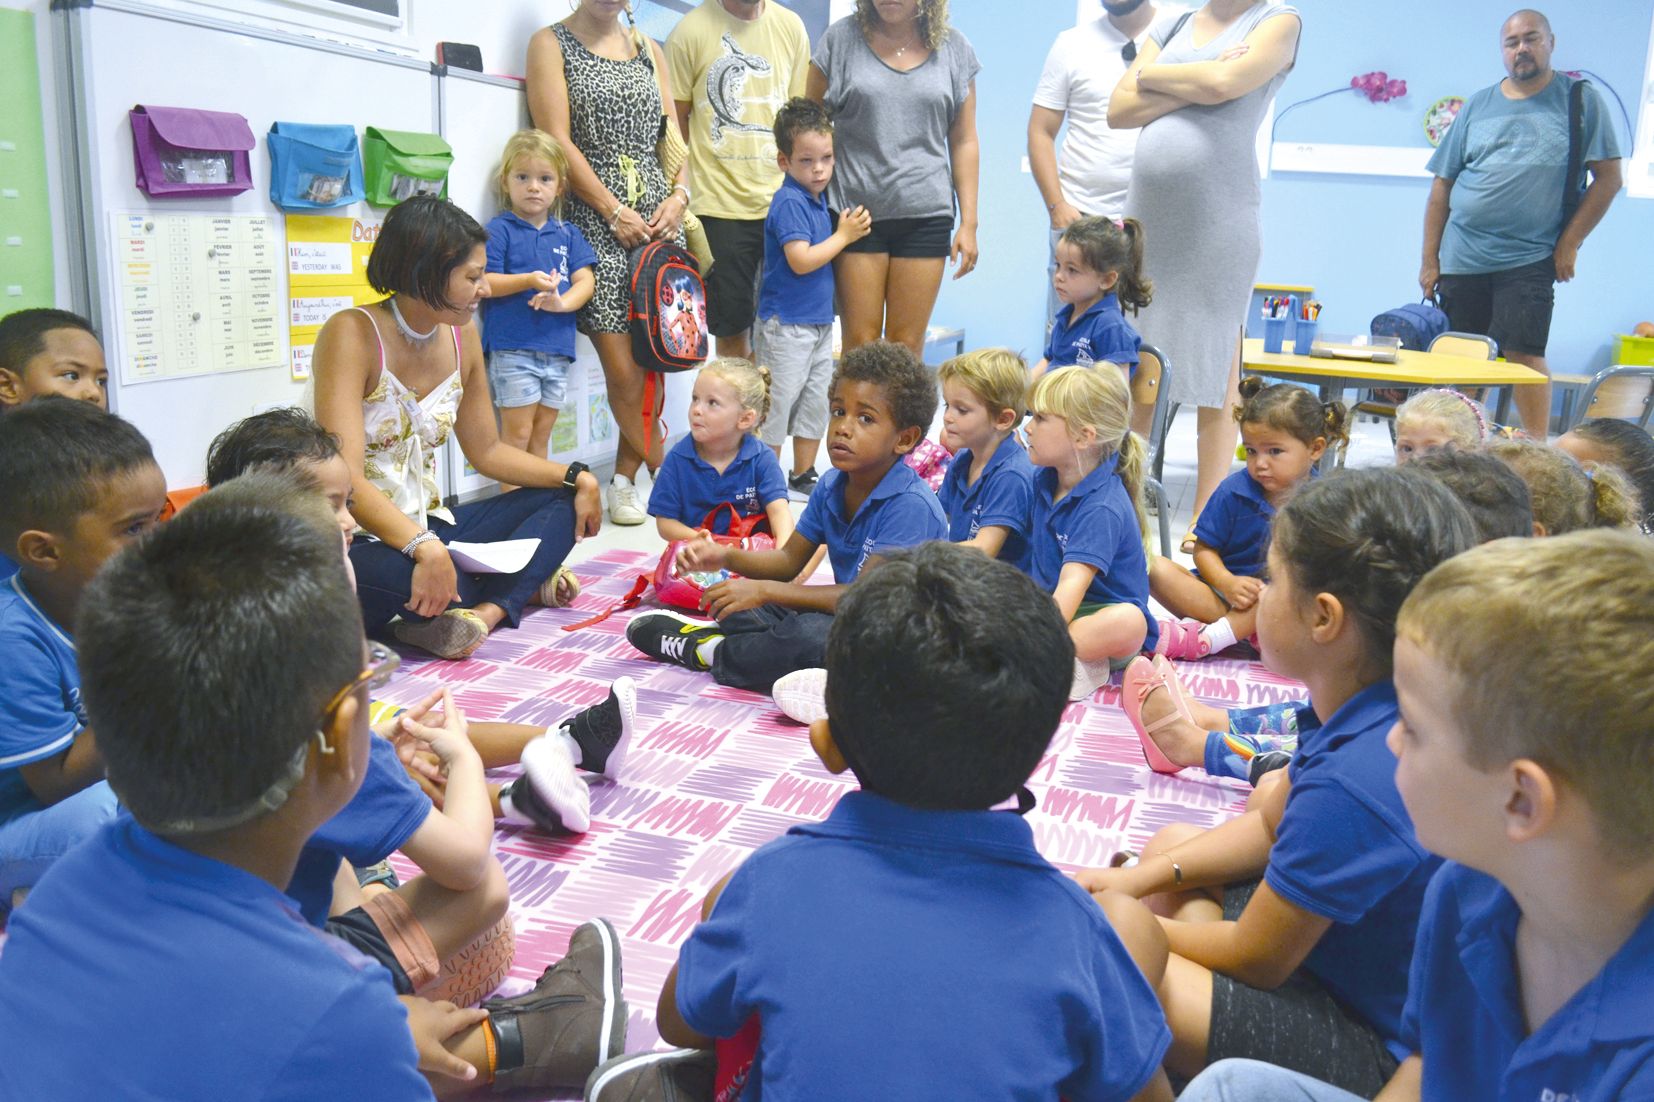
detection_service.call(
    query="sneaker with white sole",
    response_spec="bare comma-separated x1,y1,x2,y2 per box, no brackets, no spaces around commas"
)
609,475,647,526
625,611,722,671
500,735,592,834
1069,655,1117,702
481,919,627,1091
772,667,827,725
585,1047,716,1102
560,676,638,781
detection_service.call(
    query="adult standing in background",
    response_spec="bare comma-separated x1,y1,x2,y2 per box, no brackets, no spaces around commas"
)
1420,9,1622,438
667,0,811,363
808,0,980,358
527,0,690,526
1029,0,1183,328
1110,0,1301,545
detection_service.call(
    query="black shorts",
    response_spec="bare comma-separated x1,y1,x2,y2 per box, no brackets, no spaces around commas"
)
1206,880,1400,1099
326,906,415,994
1436,256,1556,358
841,214,953,259
699,216,765,338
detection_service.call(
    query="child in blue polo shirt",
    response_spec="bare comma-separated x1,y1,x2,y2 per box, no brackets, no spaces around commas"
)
624,341,946,693
1033,216,1149,380
1024,365,1157,702
0,491,626,1098
650,358,793,544
0,308,108,412
0,398,165,909
754,97,872,500
482,129,596,469
593,543,1172,1101
1150,379,1348,661
1079,468,1476,1097
1181,529,1654,1101
936,348,1037,574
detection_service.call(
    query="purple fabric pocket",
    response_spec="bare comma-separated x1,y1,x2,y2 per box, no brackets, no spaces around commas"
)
129,105,255,198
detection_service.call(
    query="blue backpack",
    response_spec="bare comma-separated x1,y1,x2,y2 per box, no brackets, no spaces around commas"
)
1370,298,1450,351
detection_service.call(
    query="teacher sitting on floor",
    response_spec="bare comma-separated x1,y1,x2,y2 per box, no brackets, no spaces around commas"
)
312,196,601,661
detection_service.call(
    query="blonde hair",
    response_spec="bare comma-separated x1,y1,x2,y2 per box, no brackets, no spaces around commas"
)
1397,530,1654,857
496,129,570,219
854,0,949,51
1396,388,1488,448
1027,365,1151,554
699,357,773,426
937,348,1028,421
1486,439,1640,535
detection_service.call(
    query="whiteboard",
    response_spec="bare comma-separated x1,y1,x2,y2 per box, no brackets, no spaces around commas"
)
437,66,693,498
57,0,438,487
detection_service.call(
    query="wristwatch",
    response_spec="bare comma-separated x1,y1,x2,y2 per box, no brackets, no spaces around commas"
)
563,461,590,490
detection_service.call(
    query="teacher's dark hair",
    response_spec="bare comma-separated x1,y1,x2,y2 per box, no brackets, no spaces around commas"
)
366,196,489,311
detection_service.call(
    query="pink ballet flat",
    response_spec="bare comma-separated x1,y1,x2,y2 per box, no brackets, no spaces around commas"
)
1121,656,1196,774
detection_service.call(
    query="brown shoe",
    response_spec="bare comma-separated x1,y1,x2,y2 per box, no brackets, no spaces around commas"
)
482,918,626,1091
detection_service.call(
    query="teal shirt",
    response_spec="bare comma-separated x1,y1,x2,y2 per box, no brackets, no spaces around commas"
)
1427,74,1620,275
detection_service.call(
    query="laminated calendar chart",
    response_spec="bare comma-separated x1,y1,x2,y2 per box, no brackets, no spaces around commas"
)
107,211,283,383
285,212,384,383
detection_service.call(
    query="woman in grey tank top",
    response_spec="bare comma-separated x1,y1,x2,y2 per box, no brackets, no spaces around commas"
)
1111,1,1301,543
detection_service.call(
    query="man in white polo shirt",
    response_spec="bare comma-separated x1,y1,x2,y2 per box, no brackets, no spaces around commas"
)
1029,0,1185,326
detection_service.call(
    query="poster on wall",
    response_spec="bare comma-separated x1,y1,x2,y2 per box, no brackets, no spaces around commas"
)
107,211,284,385
285,212,383,383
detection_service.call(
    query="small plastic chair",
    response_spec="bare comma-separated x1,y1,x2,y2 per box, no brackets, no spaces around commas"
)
1565,366,1654,431
1135,344,1175,558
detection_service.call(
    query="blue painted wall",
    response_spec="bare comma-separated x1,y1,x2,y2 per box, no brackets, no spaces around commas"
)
934,0,1653,377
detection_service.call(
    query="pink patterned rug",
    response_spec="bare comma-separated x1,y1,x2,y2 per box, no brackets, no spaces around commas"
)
380,549,1305,1099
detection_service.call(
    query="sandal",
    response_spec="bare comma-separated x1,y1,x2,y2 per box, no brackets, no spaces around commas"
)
1179,523,1198,555
539,565,582,608
1153,618,1210,660
392,608,489,661
1120,656,1196,774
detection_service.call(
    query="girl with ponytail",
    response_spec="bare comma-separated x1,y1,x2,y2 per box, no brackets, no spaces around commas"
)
1025,365,1157,702
1033,216,1152,392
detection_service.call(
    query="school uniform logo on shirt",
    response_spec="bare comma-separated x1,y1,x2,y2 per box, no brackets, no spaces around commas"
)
1073,338,1095,366
1539,1090,1579,1102
855,536,878,574
551,243,570,279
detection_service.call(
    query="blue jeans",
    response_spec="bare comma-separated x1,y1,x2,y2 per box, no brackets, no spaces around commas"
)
0,780,120,900
1182,1060,1370,1101
351,487,577,636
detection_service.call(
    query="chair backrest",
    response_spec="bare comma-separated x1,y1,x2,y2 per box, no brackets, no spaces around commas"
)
1134,343,1172,480
1429,331,1499,360
1571,366,1654,430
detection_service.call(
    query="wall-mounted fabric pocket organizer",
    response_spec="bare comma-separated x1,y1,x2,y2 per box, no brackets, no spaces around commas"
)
129,105,254,198
362,127,453,207
267,122,365,210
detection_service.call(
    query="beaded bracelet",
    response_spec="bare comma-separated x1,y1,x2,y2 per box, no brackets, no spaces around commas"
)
401,530,440,558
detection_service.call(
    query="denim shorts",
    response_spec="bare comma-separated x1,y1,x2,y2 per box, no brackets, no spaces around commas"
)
487,349,572,409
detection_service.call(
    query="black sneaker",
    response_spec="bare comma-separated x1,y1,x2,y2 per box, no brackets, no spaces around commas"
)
585,1047,716,1102
787,467,818,501
500,734,592,835
561,676,638,781
1248,750,1294,786
625,611,721,672
482,918,627,1092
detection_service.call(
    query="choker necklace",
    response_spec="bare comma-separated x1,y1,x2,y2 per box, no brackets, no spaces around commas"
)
389,296,439,345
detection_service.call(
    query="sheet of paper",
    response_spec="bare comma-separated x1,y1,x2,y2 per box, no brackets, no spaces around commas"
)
446,539,541,575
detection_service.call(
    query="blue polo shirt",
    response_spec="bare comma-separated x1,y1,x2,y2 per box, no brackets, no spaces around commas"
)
1400,863,1654,1101
674,790,1171,1101
938,438,1036,575
796,460,948,583
1191,468,1275,579
0,575,86,821
481,211,597,359
287,733,430,926
0,816,431,1100
757,175,835,326
1266,680,1440,1058
1044,293,1140,371
1029,456,1157,653
648,433,789,533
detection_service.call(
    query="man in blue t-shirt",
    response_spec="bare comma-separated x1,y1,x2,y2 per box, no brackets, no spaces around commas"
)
590,543,1172,1101
0,488,627,1098
1419,9,1622,436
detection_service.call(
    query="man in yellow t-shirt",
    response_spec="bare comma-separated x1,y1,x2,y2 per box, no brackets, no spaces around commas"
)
667,0,810,361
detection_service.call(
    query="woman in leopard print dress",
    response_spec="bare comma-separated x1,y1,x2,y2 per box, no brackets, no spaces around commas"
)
527,0,689,524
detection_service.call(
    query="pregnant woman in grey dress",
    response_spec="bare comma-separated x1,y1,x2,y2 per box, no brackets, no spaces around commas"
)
1111,1,1301,541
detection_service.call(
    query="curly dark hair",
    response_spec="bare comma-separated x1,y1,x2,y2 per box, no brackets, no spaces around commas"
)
773,96,833,158
205,407,342,488
831,340,937,436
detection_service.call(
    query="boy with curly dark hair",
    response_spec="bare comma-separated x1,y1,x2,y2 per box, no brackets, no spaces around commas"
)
625,340,946,692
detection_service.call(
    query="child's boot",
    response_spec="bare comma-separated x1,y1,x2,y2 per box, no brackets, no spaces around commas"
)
482,919,627,1091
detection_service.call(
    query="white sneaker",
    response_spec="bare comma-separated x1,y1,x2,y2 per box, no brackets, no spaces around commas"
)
772,667,828,725
1069,655,1115,702
608,474,646,526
